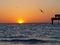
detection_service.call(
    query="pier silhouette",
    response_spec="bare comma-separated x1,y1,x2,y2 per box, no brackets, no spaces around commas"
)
51,14,60,24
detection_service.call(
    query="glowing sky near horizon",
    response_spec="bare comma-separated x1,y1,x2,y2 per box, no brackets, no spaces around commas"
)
0,0,60,23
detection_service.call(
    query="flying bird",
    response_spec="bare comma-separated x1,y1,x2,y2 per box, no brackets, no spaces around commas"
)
39,8,44,13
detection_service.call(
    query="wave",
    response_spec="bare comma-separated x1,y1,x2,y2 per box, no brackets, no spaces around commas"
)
0,39,60,44
50,37,60,39
0,36,27,38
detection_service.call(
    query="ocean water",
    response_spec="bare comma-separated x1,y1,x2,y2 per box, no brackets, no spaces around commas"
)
0,23,60,45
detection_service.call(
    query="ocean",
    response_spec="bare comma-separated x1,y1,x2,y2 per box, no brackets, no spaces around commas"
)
0,23,60,45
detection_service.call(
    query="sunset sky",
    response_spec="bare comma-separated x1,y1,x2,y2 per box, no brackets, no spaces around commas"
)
0,0,60,23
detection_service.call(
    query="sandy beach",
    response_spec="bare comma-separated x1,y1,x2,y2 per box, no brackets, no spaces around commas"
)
0,42,60,45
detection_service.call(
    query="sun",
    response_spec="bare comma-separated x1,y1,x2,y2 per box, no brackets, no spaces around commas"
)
18,19,24,24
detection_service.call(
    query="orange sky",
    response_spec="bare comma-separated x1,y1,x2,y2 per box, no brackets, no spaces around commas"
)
0,0,60,23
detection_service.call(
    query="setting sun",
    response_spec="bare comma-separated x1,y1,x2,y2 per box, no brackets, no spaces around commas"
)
17,19,24,24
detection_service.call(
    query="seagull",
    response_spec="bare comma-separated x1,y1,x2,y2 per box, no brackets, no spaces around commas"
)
39,8,44,13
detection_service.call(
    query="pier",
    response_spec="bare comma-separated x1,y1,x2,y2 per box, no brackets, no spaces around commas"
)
51,14,60,24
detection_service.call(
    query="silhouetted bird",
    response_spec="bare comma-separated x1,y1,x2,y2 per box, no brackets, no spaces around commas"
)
39,8,44,13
